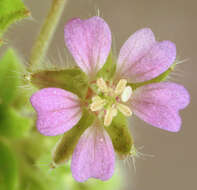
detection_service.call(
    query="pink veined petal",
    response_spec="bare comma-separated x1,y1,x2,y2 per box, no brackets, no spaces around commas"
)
117,28,156,79
71,125,115,182
130,82,190,132
120,41,176,83
64,16,111,77
30,88,82,136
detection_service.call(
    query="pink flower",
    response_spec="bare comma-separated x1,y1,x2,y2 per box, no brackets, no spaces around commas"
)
30,16,190,182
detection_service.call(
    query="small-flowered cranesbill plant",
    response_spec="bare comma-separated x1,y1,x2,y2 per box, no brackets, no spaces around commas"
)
30,16,190,182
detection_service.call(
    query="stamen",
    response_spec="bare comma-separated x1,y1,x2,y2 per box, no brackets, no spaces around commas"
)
114,79,127,96
121,86,132,102
97,78,108,93
104,106,117,126
111,105,118,117
90,96,106,111
117,103,132,116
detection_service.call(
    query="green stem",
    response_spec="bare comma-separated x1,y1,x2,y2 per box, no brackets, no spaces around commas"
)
28,0,68,72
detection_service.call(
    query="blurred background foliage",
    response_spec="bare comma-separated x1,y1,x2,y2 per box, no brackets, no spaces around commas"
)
0,0,122,190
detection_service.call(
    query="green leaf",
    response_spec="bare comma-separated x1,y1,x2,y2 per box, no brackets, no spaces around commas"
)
129,62,176,90
97,53,116,81
0,49,23,105
31,68,89,99
0,0,30,37
53,109,95,165
0,141,18,190
105,112,133,158
0,104,32,138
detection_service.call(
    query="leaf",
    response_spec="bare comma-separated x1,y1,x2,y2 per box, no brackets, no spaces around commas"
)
19,136,68,190
97,53,116,81
105,112,133,158
31,68,89,99
0,104,32,138
129,62,176,90
0,141,18,190
0,49,23,105
53,109,95,165
0,0,30,37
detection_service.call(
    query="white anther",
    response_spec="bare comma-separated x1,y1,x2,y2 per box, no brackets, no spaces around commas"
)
104,107,118,126
90,96,106,111
117,103,132,117
121,86,132,102
97,78,108,93
111,105,118,117
115,79,127,96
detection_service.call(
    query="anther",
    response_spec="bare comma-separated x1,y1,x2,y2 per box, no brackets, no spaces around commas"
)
121,86,132,102
104,106,118,126
115,79,127,96
90,96,106,111
97,78,108,93
117,103,132,116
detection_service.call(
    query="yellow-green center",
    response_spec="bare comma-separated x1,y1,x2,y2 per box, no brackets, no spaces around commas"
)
90,78,133,126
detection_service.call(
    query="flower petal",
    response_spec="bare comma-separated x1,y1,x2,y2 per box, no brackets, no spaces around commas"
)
71,125,115,182
121,41,176,82
130,82,190,132
64,16,111,77
117,28,156,79
30,88,82,136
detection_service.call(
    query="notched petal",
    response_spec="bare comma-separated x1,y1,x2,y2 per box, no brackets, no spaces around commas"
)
64,16,112,77
71,124,115,182
130,82,190,132
117,28,156,78
117,28,176,83
30,88,82,136
125,41,176,83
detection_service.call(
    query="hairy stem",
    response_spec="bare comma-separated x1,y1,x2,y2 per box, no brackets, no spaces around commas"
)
28,0,68,72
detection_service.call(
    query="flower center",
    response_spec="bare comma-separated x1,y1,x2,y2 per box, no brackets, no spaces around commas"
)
89,78,132,126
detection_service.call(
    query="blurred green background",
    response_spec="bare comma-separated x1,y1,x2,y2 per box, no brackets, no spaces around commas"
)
0,0,196,190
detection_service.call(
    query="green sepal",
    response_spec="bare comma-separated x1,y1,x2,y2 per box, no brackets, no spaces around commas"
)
0,49,23,105
0,141,18,190
52,109,95,165
97,53,116,81
0,0,30,38
0,104,32,138
129,62,176,90
31,68,89,99
105,112,133,158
